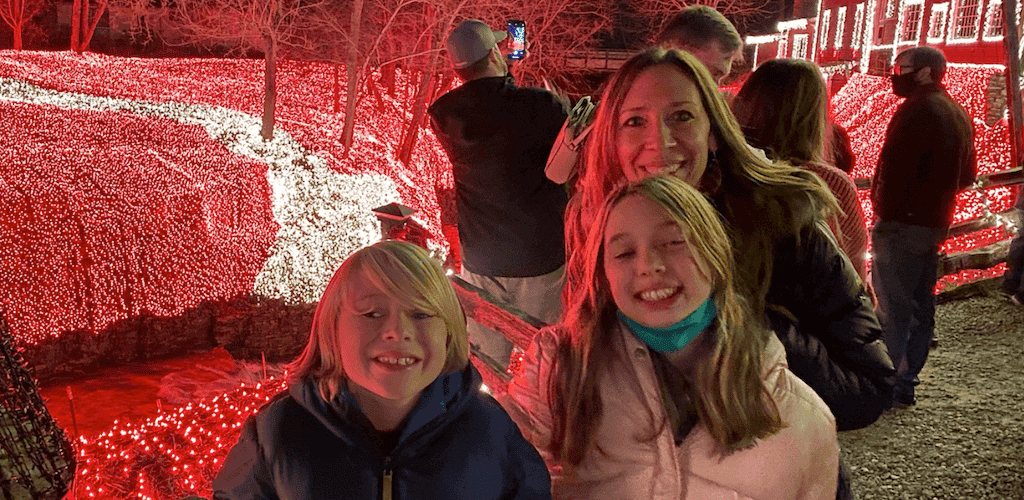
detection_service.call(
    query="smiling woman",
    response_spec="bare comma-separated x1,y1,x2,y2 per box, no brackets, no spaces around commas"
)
566,48,896,438
212,240,552,500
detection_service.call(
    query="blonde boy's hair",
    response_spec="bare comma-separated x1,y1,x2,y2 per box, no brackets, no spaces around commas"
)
288,240,469,401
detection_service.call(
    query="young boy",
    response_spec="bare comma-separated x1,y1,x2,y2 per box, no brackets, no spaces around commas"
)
213,240,550,500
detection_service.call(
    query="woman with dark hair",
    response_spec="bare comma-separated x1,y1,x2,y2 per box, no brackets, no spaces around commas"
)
731,58,870,285
563,48,893,434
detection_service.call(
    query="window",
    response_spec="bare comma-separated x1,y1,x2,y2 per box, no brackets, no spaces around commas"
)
952,0,982,39
852,4,866,48
835,6,848,48
794,34,809,58
886,0,897,18
984,0,1004,38
929,3,949,41
901,3,924,41
820,10,833,52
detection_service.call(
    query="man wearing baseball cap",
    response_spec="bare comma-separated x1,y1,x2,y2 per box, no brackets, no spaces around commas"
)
428,19,569,370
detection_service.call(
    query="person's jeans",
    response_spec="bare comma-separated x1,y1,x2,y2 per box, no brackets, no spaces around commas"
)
870,221,947,395
1003,209,1024,294
460,265,564,370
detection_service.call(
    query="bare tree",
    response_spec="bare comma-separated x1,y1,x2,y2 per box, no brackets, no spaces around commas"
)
0,0,47,49
357,0,612,165
626,0,777,45
70,0,107,53
109,0,348,140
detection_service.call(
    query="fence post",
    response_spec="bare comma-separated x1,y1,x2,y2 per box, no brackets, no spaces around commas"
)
1003,0,1023,169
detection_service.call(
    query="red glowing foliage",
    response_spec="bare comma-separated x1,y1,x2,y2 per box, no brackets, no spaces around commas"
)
0,100,278,346
0,52,457,252
73,378,288,500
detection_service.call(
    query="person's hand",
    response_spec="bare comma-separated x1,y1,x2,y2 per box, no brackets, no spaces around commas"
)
502,40,531,64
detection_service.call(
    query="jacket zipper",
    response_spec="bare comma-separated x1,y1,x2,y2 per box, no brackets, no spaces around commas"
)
382,455,393,500
382,469,393,500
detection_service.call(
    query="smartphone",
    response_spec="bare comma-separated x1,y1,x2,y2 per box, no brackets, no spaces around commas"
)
508,20,526,60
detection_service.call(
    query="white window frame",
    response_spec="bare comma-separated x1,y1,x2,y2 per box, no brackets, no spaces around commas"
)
928,3,950,42
819,9,833,52
983,0,1005,40
886,0,897,18
861,0,877,73
948,0,983,42
852,3,866,48
835,6,848,48
794,34,809,58
899,0,926,43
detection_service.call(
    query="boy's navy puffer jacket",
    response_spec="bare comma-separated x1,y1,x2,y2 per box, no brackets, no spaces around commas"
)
213,363,551,500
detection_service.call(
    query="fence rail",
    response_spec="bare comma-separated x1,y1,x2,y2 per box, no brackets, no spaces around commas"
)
855,167,1024,278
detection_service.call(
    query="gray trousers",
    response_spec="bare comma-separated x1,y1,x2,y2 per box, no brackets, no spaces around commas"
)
460,265,564,370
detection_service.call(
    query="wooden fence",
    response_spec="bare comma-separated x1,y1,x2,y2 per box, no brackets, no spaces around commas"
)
854,167,1024,278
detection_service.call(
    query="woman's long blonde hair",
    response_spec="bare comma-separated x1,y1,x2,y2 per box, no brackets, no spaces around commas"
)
550,175,782,468
287,240,469,401
565,48,838,317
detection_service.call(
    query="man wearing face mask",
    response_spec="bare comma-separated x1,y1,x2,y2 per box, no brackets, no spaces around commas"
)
870,46,976,409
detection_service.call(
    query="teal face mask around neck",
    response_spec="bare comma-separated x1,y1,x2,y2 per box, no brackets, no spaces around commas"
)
617,294,717,353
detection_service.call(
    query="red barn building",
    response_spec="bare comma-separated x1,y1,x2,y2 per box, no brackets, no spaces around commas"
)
747,0,1016,74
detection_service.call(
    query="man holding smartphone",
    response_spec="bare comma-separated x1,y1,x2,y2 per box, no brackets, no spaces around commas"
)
428,19,569,370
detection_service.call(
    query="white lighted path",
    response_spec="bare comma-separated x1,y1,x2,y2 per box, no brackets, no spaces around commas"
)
0,77,400,304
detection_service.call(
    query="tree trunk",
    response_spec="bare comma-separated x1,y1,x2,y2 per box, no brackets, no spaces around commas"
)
12,22,22,50
383,62,396,98
79,0,109,54
398,66,436,166
333,64,341,113
433,71,455,105
261,36,277,141
341,0,364,155
70,0,81,52
398,28,439,166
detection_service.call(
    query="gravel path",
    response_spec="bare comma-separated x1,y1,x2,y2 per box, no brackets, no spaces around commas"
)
840,284,1024,499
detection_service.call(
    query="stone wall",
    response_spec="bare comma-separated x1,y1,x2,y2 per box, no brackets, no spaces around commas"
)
20,295,314,385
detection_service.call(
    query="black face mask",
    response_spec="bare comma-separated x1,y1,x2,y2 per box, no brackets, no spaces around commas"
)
889,70,919,98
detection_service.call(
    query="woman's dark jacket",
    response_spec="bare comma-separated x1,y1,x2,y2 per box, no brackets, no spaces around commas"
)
767,221,896,431
213,364,551,500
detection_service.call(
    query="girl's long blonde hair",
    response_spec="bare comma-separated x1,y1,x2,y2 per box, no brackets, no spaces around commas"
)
550,175,782,468
287,240,469,401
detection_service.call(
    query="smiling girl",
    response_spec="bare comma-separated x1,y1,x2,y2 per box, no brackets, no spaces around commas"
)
214,240,550,500
503,175,838,499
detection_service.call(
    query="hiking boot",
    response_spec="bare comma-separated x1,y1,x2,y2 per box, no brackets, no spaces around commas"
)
892,385,916,408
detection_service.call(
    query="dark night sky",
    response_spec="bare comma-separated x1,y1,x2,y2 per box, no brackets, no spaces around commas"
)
599,0,791,50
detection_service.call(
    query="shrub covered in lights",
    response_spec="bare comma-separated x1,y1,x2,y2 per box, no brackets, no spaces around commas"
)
0,52,445,348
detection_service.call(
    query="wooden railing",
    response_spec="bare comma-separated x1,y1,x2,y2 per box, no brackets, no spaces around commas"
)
855,167,1024,277
564,50,635,71
449,276,543,395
